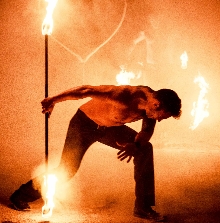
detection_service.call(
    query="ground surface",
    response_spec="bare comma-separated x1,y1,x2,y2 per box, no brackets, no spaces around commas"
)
1,148,220,223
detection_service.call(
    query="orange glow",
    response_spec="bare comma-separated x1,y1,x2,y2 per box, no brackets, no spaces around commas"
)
42,174,58,218
116,66,141,85
116,70,135,85
180,51,188,69
42,0,58,35
190,73,209,130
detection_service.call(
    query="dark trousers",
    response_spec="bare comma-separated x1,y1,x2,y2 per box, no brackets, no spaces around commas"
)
14,109,155,208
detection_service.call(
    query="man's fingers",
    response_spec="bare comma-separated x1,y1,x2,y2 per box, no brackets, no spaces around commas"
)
117,150,124,155
119,156,126,161
118,155,132,163
117,152,130,160
127,156,132,163
117,153,126,159
116,142,133,163
117,151,126,159
42,110,51,118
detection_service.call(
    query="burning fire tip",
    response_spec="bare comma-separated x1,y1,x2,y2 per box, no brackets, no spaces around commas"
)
42,0,58,35
42,174,57,218
42,202,53,218
42,24,51,35
42,207,50,215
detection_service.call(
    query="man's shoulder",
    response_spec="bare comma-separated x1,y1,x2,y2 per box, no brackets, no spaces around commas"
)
117,85,150,93
99,85,151,93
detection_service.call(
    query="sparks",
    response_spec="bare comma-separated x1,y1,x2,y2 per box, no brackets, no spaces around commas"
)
180,51,188,69
190,73,209,130
42,0,58,35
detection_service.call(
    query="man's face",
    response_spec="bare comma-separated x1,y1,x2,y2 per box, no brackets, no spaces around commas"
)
147,109,172,122
144,98,172,121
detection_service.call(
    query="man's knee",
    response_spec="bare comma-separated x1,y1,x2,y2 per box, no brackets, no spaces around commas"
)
134,142,153,164
136,142,153,154
145,142,153,149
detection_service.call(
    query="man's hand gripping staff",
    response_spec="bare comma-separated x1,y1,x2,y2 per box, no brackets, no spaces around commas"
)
41,97,55,118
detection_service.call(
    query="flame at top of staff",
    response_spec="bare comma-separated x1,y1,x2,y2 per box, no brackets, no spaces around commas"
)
42,0,58,35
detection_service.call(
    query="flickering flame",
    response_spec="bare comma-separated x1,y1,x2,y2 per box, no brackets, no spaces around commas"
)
42,174,57,218
42,0,58,35
116,65,142,85
180,51,188,69
190,73,209,130
116,70,135,85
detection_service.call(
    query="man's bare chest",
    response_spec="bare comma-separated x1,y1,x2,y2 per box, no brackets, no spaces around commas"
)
80,98,145,126
108,105,144,124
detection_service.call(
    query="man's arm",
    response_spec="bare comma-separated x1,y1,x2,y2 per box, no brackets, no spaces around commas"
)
134,116,156,146
117,116,156,163
41,85,122,116
45,85,115,103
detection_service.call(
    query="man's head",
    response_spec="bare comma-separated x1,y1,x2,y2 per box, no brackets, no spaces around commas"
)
153,88,182,119
143,88,182,121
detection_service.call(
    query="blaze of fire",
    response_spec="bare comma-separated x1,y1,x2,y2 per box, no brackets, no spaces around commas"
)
42,174,58,218
42,0,58,35
116,65,142,85
180,51,188,69
190,74,209,130
116,70,135,85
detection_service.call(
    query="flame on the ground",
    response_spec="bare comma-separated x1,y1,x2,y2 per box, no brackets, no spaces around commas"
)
42,0,58,35
180,51,188,69
190,73,209,130
42,174,58,218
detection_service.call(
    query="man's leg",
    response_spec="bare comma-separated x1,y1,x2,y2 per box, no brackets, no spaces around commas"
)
97,126,155,206
133,142,155,209
10,109,98,210
133,143,166,221
97,126,165,221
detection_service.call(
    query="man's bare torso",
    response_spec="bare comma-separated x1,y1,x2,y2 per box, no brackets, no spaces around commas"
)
80,86,149,126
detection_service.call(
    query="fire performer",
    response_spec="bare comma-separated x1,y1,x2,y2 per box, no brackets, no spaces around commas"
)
10,84,181,222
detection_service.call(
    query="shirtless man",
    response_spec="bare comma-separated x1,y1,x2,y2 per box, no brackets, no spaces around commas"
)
10,85,181,222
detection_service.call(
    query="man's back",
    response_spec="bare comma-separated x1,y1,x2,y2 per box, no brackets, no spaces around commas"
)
80,85,151,126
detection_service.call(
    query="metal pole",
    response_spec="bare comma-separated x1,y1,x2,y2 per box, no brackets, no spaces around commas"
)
45,34,49,174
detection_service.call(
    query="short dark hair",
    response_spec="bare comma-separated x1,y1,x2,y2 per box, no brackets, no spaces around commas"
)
154,89,182,119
